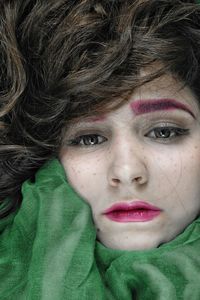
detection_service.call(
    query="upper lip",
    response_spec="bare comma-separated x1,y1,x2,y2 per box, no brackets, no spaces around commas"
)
103,201,161,214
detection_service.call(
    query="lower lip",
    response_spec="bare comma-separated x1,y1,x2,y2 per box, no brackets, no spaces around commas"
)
104,209,161,222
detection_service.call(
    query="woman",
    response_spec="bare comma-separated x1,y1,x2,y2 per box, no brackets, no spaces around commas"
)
0,0,200,299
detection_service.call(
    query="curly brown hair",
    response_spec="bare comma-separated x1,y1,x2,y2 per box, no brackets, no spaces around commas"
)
0,0,200,217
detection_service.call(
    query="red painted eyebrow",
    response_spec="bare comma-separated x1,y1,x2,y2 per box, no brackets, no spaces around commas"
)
130,98,195,118
87,115,106,122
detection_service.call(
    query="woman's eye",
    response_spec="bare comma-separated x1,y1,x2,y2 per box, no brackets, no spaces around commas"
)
67,134,107,146
146,127,189,140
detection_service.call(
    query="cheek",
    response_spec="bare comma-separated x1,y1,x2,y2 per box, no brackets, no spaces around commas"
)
59,151,103,202
62,158,89,191
150,146,200,198
149,148,182,185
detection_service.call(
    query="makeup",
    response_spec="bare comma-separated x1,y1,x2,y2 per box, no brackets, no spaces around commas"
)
88,115,106,122
131,98,195,118
103,201,161,223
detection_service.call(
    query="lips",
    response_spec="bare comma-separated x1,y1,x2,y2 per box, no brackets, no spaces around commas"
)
103,201,161,223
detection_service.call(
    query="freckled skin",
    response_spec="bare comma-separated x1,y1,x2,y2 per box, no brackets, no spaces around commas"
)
60,73,200,251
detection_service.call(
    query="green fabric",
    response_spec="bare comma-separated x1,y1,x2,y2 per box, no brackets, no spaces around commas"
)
0,159,200,299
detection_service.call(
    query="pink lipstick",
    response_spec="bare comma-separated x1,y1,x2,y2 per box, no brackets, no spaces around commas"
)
103,201,161,222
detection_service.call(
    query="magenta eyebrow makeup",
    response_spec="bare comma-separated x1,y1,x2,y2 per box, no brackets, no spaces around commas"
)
88,115,106,122
130,98,195,118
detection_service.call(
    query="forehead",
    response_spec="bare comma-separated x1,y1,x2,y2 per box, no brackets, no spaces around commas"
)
132,73,199,114
71,72,200,126
92,74,199,121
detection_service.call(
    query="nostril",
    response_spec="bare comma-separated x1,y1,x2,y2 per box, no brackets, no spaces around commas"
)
134,176,143,183
112,178,120,185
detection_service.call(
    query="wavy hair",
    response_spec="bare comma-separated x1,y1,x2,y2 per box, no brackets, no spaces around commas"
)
0,0,200,217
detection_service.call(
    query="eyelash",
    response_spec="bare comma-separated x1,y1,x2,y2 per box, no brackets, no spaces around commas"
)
145,126,189,141
66,126,190,147
67,134,107,147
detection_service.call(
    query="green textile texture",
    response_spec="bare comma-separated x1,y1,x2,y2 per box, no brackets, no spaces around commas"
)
0,159,200,299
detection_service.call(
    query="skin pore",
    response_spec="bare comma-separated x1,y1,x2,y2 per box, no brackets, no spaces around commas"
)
59,73,200,251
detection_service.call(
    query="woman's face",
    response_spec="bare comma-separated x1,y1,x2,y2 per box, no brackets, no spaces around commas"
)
59,73,200,251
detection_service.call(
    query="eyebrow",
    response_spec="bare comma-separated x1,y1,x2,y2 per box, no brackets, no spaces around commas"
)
87,115,106,122
130,98,195,118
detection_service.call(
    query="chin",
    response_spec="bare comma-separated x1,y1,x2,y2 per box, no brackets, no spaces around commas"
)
97,226,172,251
100,238,161,251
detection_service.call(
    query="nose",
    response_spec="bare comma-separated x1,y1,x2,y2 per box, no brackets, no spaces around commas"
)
107,140,148,187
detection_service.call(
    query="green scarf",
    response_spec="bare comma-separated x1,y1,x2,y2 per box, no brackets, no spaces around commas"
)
0,159,200,299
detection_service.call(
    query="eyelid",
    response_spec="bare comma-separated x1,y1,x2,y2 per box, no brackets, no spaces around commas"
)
136,111,194,124
64,125,110,140
143,125,190,145
67,134,108,146
64,128,110,147
134,117,191,142
136,117,190,133
145,126,189,136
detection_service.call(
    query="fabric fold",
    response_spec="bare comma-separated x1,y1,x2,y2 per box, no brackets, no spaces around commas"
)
96,218,200,299
0,159,105,299
0,159,200,299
